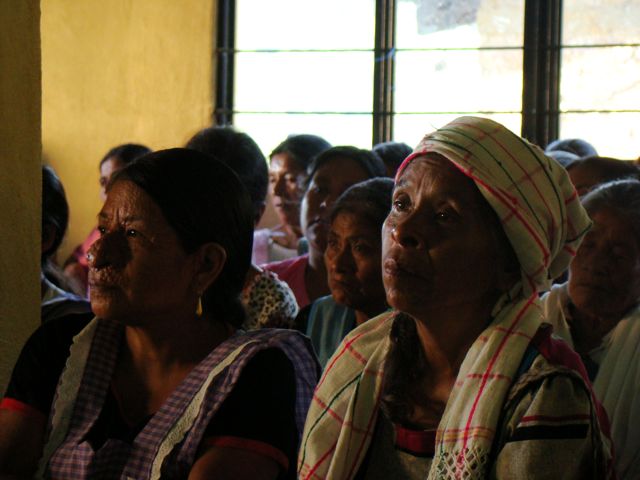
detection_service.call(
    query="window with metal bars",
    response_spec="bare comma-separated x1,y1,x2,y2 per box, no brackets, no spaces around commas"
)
216,0,640,158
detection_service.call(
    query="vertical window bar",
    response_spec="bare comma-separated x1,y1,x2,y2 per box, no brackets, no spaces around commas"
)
215,0,235,126
373,0,396,145
522,0,562,147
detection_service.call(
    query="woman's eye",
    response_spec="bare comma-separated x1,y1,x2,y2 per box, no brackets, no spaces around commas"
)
353,243,370,254
126,229,138,238
435,209,457,223
97,226,107,235
392,198,409,212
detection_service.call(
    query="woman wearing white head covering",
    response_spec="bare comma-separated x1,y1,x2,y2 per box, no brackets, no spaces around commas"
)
298,117,613,480
544,178,640,480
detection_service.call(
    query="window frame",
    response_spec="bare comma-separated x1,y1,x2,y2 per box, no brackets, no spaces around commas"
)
216,0,635,149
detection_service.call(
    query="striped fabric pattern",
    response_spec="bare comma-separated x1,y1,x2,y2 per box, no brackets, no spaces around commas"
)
398,116,591,296
39,317,319,479
298,117,594,479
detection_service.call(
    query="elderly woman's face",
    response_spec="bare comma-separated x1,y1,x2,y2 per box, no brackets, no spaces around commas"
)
382,155,509,319
324,210,386,316
569,207,640,319
88,180,196,323
301,158,371,254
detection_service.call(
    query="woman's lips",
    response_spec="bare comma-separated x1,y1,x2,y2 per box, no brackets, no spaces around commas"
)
330,277,358,292
88,273,119,290
384,257,423,280
274,198,300,210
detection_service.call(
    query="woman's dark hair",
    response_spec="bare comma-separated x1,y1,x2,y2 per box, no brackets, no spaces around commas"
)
380,312,428,425
372,141,413,177
270,134,332,172
186,126,268,224
545,138,598,159
112,148,254,328
582,178,640,241
567,156,640,184
330,178,394,230
42,165,69,262
99,143,151,168
307,146,386,185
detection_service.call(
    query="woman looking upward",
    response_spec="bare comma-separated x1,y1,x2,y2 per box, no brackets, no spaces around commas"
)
299,117,613,479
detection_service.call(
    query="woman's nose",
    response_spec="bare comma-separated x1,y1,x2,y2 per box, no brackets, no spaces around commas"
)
88,230,127,269
273,175,287,197
332,245,354,273
391,214,424,249
587,248,611,276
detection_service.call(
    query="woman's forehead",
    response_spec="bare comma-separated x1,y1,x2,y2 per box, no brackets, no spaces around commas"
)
396,155,476,194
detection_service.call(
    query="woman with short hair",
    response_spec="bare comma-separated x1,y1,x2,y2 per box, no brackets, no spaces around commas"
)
303,177,393,366
264,146,385,310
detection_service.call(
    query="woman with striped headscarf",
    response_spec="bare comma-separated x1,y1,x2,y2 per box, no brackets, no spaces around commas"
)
298,117,614,479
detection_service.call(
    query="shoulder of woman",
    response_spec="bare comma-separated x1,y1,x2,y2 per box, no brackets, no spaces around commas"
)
492,355,613,478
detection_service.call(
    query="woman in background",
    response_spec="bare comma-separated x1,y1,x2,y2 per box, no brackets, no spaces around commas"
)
64,143,151,295
372,141,412,178
186,126,299,329
264,146,385,310
303,178,392,366
41,165,91,323
256,134,332,264
567,155,640,197
544,178,640,479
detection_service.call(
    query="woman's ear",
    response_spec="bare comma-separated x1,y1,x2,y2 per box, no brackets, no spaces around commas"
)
193,242,227,294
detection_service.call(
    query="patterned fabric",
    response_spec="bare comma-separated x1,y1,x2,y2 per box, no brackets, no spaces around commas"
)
299,315,613,480
544,283,640,479
397,116,591,296
241,268,299,329
38,317,319,479
263,254,310,308
298,117,605,480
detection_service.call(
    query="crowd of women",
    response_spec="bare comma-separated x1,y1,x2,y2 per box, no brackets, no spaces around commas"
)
0,116,638,479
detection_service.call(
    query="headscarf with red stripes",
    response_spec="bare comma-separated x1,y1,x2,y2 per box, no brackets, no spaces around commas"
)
396,116,591,295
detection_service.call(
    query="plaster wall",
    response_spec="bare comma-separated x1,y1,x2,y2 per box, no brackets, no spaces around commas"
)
42,0,216,260
0,0,42,389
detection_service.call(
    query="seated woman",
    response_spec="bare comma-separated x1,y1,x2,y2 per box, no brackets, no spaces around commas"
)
64,143,151,295
543,178,640,479
303,178,393,366
41,165,91,322
299,117,613,479
264,146,386,310
258,134,332,264
186,127,298,329
0,149,319,479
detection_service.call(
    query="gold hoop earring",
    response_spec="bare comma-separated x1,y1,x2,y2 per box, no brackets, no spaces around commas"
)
196,296,203,317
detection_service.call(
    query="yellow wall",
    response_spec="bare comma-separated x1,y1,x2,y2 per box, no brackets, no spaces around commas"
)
42,0,216,260
0,0,41,390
